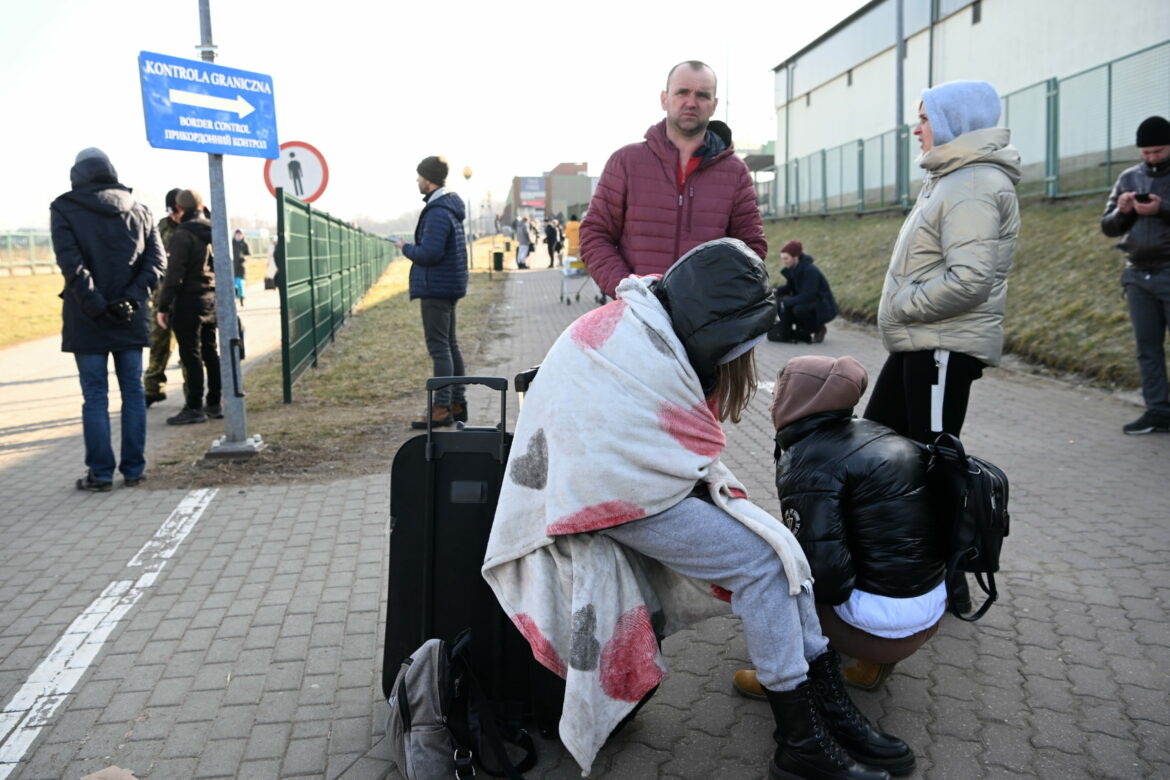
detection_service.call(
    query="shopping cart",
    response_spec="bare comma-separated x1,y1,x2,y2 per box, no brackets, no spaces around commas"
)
559,254,597,305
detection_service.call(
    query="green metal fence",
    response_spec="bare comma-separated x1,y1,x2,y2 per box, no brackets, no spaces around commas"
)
275,188,400,402
0,231,269,274
0,232,55,273
771,39,1170,217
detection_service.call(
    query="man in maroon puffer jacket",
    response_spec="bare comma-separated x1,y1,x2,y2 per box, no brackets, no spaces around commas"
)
581,60,767,298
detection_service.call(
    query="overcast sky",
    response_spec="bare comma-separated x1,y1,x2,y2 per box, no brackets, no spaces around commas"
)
1,0,869,231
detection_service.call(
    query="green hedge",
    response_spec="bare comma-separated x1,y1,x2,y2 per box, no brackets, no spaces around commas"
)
763,195,1139,389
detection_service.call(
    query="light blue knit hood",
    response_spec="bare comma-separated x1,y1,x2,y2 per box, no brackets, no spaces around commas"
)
921,80,1001,146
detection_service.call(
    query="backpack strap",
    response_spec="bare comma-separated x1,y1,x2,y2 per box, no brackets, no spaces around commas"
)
467,681,537,778
447,630,537,779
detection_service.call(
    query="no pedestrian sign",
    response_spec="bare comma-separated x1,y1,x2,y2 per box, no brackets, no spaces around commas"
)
138,51,279,159
264,141,329,203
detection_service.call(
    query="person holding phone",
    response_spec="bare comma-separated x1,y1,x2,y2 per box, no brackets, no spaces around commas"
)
1101,115,1170,435
390,156,469,429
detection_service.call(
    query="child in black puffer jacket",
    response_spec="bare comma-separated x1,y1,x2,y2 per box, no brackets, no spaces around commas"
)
734,354,947,697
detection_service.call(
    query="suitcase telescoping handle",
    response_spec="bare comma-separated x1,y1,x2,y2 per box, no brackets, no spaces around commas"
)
426,375,507,393
419,376,509,642
423,376,509,463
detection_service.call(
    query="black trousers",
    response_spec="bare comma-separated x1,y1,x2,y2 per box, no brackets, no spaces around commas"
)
171,297,221,411
864,349,986,609
862,349,985,445
777,301,822,341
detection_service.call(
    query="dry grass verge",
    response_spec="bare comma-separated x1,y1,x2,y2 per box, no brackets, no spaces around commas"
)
145,250,509,489
0,257,272,349
1,272,65,348
763,194,1139,389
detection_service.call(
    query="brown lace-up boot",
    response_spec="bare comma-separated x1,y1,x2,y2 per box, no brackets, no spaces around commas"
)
410,405,454,430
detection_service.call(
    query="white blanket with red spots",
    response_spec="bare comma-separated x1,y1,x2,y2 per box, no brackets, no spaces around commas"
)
482,276,810,775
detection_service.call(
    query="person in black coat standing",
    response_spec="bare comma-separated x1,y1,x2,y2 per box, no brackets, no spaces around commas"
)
156,189,221,426
769,240,839,344
231,229,250,307
50,148,166,491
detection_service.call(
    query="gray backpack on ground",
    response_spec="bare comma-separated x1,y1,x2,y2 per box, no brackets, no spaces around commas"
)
385,630,536,779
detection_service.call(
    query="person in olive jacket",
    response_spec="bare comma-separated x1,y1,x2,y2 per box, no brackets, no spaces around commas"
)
769,240,839,343
156,188,221,426
733,355,946,698
50,147,166,491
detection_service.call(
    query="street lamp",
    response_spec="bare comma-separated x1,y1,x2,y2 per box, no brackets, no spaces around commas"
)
462,166,473,269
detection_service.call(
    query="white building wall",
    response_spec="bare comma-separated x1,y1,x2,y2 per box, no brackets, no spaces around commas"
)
930,0,1170,90
774,0,1170,169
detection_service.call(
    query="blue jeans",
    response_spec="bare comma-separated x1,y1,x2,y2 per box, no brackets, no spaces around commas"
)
419,297,465,407
74,350,146,482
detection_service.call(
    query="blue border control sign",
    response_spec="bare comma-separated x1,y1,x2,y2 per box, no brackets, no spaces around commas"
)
139,51,279,159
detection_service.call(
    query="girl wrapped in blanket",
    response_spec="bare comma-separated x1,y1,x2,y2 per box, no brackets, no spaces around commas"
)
483,238,913,779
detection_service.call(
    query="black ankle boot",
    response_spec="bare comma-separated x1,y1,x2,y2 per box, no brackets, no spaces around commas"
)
807,650,915,776
764,682,890,780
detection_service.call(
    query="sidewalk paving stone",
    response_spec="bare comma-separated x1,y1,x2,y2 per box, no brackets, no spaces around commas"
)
1,269,1167,779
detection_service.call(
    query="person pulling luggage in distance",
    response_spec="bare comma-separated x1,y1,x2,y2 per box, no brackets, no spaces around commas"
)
769,240,839,344
483,238,913,779
732,355,947,699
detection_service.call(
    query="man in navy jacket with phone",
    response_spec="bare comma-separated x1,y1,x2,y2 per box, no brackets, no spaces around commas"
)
392,156,469,429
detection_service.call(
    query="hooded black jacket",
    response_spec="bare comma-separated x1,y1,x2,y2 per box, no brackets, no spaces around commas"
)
157,216,216,313
775,412,945,604
655,237,775,394
50,157,165,353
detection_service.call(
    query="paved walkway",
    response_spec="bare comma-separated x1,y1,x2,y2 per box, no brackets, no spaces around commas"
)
1,267,1167,779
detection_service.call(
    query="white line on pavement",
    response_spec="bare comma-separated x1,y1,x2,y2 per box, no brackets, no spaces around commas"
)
0,488,219,778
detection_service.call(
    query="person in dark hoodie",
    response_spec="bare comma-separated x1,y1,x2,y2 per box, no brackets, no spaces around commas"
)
484,239,910,780
156,188,221,426
391,156,469,429
50,147,166,491
769,240,840,344
580,60,767,298
732,355,945,705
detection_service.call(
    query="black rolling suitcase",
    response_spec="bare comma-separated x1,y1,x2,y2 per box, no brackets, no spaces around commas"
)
382,375,537,720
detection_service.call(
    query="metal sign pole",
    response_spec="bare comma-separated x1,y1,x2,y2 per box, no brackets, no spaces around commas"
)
198,0,262,458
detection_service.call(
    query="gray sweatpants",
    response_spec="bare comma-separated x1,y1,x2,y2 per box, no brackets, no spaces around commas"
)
602,497,828,692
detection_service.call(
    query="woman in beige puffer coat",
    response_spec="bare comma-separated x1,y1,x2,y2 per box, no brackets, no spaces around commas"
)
864,80,1021,447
